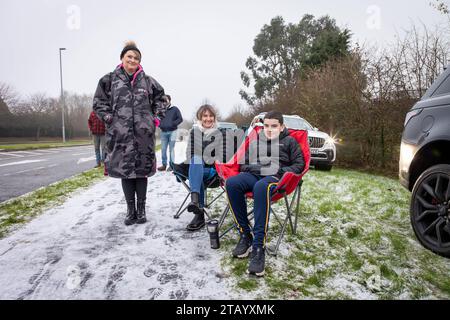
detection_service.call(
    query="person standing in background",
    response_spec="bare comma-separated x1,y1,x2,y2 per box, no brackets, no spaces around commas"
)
158,95,183,172
88,110,106,168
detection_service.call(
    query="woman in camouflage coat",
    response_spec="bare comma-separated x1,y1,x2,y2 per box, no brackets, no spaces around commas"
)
93,41,166,226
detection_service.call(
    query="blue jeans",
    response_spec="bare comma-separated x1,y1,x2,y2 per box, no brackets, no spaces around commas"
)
189,155,216,208
93,134,106,165
225,173,279,248
160,130,177,166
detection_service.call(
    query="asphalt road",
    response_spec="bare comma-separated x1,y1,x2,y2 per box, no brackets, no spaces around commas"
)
0,145,97,203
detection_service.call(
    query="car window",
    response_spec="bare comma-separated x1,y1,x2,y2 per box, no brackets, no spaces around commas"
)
432,74,450,97
283,117,313,130
218,122,238,130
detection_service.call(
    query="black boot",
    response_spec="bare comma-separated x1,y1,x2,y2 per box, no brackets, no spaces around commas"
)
124,199,137,226
186,210,205,231
136,199,147,224
187,192,202,215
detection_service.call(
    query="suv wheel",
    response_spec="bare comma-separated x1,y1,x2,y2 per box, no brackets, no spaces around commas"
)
411,164,450,258
315,164,332,171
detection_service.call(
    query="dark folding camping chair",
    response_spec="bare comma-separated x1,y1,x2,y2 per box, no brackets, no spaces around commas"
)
214,126,311,256
170,162,226,220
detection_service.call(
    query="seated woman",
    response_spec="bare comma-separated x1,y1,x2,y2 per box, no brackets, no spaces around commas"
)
185,104,227,231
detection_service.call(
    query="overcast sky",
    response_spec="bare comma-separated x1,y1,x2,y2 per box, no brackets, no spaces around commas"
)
0,0,447,120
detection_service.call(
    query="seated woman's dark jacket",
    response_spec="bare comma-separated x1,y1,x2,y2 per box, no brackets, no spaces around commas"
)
186,126,231,168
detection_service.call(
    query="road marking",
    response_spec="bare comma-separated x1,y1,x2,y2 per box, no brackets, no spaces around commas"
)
14,151,42,156
72,152,92,156
0,153,25,158
14,166,47,174
0,159,47,168
36,150,59,154
1,163,58,176
3,167,44,176
62,147,89,152
77,156,96,164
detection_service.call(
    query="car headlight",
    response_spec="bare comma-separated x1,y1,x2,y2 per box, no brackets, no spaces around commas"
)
404,109,423,127
324,137,337,147
399,142,415,174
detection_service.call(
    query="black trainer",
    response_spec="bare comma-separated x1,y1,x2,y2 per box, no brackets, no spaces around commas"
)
248,246,265,277
124,199,137,226
186,210,205,231
136,199,147,224
232,232,253,258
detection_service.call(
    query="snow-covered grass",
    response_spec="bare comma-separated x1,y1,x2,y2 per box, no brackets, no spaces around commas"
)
1,139,450,300
210,168,450,299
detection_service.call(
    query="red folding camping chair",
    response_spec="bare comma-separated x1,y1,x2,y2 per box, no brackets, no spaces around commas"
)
214,126,311,256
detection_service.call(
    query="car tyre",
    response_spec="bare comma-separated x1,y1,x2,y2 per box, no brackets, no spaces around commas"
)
410,164,450,258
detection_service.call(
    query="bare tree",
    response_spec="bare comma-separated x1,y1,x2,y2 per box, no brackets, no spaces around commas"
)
0,82,20,111
25,93,57,140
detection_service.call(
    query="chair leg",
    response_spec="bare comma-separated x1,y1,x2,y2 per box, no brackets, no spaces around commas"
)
285,194,295,234
293,185,302,234
219,209,254,239
206,189,225,209
267,185,301,255
218,205,230,228
173,191,190,219
203,208,212,220
267,205,291,257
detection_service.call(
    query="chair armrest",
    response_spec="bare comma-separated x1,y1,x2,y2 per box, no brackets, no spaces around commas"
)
214,161,239,181
273,172,302,195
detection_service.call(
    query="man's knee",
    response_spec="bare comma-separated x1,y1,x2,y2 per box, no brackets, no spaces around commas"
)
225,176,239,191
253,179,271,193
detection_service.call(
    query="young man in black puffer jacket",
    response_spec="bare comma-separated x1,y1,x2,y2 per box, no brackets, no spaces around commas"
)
225,111,305,276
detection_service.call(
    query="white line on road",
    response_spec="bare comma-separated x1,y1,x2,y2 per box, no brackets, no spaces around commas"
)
35,150,59,154
14,166,47,174
72,153,92,156
0,153,25,158
13,151,42,156
61,147,90,151
2,166,48,176
0,159,47,168
77,156,96,164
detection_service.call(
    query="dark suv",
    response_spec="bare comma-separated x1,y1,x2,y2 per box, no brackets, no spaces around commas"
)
400,66,450,257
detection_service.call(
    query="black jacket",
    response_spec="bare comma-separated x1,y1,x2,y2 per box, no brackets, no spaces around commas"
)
240,128,305,178
186,126,229,168
159,105,183,132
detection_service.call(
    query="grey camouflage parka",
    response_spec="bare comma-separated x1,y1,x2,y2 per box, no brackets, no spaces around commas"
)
93,65,166,179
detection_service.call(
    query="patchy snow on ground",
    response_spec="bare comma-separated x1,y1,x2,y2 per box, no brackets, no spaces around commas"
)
0,144,244,300
2,140,450,300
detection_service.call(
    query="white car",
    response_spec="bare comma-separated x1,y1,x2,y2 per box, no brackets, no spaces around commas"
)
249,113,337,171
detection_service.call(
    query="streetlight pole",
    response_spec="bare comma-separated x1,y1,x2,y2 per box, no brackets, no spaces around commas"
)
59,48,66,143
